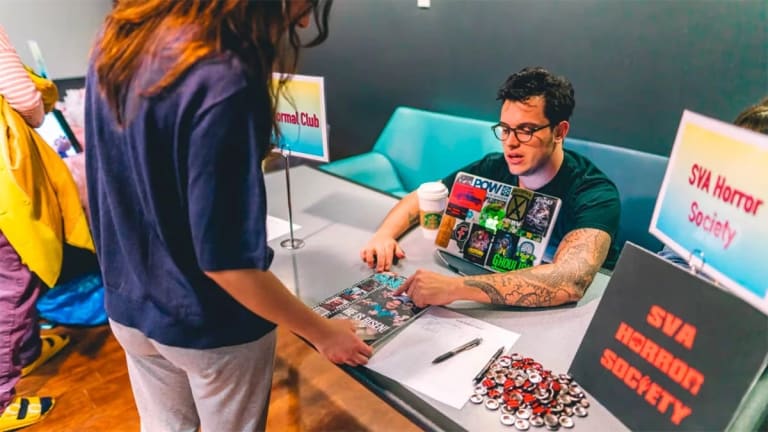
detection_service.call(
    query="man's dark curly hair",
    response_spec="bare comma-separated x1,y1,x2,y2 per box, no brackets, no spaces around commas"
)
497,67,575,126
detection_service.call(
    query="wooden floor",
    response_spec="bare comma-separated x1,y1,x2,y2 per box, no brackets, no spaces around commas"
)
18,326,420,432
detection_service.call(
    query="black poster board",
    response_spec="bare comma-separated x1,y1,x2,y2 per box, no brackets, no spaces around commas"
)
570,243,768,431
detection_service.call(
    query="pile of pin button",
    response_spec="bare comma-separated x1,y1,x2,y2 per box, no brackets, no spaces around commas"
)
469,353,589,430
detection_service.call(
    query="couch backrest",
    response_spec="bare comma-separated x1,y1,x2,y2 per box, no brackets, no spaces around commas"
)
565,138,669,253
373,107,499,191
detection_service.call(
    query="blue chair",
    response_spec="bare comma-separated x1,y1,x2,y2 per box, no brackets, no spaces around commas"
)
565,138,669,253
320,107,498,197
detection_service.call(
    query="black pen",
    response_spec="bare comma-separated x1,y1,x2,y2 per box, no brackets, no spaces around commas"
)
472,346,505,383
431,337,483,364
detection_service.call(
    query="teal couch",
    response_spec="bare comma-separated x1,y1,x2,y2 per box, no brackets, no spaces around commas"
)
320,106,669,253
564,139,668,253
320,107,498,197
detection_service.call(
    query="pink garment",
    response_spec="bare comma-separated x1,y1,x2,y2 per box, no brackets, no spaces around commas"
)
63,153,89,218
0,25,44,127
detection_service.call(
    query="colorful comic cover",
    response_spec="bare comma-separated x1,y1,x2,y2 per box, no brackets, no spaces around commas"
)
435,172,561,272
314,273,426,347
313,273,387,317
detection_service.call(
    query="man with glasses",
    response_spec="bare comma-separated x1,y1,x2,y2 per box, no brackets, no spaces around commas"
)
360,67,620,308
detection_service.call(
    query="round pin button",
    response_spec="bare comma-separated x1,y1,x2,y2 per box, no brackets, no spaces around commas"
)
485,399,500,410
514,419,531,431
543,414,559,428
573,405,589,417
469,394,484,404
579,398,590,408
500,413,516,426
516,407,532,419
499,356,512,368
529,415,545,427
558,416,574,428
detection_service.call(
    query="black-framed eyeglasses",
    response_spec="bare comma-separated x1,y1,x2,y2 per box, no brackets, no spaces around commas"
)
491,122,551,143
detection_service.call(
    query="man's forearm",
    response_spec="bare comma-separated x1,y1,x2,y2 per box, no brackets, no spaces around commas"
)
376,191,420,239
462,263,594,307
460,228,609,307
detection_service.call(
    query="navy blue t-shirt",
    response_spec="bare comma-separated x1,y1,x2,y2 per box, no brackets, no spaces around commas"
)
85,52,276,348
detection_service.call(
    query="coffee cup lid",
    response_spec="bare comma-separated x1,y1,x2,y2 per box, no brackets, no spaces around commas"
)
418,181,448,199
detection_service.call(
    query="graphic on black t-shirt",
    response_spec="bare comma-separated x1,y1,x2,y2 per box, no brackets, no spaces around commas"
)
463,224,493,265
521,195,558,237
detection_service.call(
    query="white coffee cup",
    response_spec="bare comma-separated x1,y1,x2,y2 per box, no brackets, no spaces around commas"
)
417,181,449,239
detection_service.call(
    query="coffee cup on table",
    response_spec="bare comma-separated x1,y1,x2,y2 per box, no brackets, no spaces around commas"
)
416,181,449,240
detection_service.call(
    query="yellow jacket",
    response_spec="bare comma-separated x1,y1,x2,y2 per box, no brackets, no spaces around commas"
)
0,74,94,287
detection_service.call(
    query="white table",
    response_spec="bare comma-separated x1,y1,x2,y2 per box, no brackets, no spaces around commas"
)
265,166,629,431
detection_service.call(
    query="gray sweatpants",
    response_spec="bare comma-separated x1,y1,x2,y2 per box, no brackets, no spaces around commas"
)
109,320,276,432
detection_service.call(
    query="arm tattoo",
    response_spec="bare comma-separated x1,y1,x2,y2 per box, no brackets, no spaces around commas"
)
464,280,505,304
462,228,611,307
407,210,420,226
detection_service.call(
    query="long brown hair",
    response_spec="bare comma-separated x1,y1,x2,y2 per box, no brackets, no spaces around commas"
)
94,0,332,136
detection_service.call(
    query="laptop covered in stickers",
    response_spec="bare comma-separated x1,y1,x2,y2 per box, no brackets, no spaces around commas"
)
434,171,562,273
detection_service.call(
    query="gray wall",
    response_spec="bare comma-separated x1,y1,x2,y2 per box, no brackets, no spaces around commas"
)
0,0,112,79
300,0,767,160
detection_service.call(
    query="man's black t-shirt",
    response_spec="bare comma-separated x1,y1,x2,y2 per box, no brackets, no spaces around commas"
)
442,150,621,269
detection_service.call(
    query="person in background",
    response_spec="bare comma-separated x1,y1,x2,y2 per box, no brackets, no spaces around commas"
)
0,24,71,432
86,1,371,430
658,97,768,267
361,67,621,308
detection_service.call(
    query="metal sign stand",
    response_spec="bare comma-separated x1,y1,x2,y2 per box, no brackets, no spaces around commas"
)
279,149,304,250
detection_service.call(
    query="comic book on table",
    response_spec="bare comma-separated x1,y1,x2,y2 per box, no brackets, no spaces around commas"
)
435,171,562,272
312,273,426,348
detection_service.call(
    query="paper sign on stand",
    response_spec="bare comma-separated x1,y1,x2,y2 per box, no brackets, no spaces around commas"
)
269,73,328,249
367,307,521,409
650,110,768,314
570,243,768,431
271,74,329,162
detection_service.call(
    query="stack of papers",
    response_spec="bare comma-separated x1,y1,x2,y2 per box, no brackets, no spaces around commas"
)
367,307,521,409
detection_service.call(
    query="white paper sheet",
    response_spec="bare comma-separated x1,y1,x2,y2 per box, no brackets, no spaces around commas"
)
366,307,521,409
266,215,301,242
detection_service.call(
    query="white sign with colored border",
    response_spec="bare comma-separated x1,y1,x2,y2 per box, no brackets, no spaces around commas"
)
650,110,768,314
272,73,329,162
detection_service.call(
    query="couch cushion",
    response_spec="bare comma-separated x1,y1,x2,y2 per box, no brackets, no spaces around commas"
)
319,152,408,197
373,107,499,192
565,138,669,252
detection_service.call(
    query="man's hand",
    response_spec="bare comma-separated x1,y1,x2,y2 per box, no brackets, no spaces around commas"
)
396,269,463,307
360,234,405,272
311,319,373,366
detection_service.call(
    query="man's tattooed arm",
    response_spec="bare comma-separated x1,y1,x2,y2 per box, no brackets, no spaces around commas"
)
462,228,611,307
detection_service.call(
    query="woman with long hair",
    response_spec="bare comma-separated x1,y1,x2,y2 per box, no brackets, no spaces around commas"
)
85,1,371,430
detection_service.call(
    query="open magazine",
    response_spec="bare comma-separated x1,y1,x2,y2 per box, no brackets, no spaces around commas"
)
313,273,426,347
435,171,562,272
